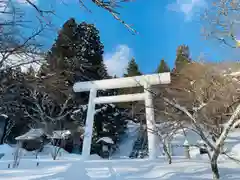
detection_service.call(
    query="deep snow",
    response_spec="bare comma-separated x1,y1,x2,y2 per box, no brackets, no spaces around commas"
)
1,125,240,179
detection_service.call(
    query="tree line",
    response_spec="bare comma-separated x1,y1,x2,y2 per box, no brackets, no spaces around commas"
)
0,16,192,157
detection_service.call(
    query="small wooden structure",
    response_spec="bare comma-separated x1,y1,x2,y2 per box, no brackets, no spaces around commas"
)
96,137,114,158
51,130,73,153
14,128,49,167
15,128,48,151
51,130,71,140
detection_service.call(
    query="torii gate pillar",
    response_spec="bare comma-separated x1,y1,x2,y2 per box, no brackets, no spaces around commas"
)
73,73,171,160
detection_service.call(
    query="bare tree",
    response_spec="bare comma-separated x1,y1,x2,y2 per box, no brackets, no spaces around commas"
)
23,0,137,34
155,121,184,164
201,0,240,48
0,0,46,70
153,62,240,179
23,89,73,133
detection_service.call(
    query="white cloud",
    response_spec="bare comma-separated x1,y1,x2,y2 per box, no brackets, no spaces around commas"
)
167,0,207,21
104,45,132,77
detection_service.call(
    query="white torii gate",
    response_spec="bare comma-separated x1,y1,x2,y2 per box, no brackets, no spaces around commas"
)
73,72,171,160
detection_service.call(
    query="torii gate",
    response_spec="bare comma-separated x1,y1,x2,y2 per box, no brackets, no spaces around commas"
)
73,72,171,160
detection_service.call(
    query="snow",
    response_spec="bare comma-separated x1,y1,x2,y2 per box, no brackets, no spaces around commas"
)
0,155,239,179
95,106,108,114
15,129,71,141
183,139,189,146
15,129,46,141
111,121,140,159
81,105,88,111
51,130,71,139
96,137,114,144
0,114,8,118
229,71,240,76
113,112,119,116
72,109,81,114
0,144,13,154
1,124,240,179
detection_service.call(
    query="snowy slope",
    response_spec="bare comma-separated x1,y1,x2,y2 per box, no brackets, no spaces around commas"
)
111,121,140,159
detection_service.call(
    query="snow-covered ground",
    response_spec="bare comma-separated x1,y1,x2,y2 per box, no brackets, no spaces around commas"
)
1,125,240,179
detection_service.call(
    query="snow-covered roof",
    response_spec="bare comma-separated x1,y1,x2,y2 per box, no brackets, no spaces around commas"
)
96,137,114,144
0,114,8,118
229,71,240,76
51,130,71,139
15,128,46,141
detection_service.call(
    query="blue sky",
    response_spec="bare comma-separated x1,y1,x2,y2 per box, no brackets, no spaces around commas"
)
19,0,240,77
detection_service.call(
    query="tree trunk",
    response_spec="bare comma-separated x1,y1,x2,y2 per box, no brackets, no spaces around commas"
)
163,143,172,164
0,116,9,144
210,159,220,180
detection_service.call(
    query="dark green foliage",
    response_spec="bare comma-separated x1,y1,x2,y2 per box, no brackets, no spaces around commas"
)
120,57,143,123
156,59,170,73
48,18,78,69
47,19,107,82
92,103,128,155
0,18,128,157
122,57,143,94
124,57,141,77
174,45,191,72
45,18,128,157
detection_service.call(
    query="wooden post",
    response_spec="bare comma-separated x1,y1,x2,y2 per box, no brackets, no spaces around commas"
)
144,83,157,159
82,88,97,159
183,140,190,159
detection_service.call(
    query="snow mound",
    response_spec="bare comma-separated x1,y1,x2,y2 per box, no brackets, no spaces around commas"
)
41,144,70,156
15,128,45,140
87,154,103,160
230,144,240,157
111,121,140,159
0,144,14,154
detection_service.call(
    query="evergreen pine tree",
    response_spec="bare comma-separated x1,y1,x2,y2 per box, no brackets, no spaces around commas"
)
156,59,170,73
174,45,191,72
49,18,78,70
124,57,141,77
47,19,107,82
45,19,128,157
92,102,128,156
72,22,107,81
121,58,142,122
